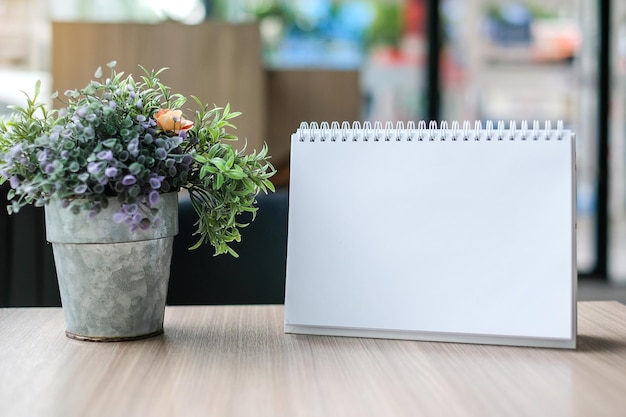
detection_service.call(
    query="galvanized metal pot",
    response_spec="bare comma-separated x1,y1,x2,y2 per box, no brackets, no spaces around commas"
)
44,192,179,342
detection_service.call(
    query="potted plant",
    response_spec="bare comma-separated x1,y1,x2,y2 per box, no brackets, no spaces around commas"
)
0,61,275,341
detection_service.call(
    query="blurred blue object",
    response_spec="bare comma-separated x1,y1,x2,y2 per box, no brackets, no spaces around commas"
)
272,37,363,69
487,2,532,45
500,2,532,25
265,0,373,69
331,1,375,41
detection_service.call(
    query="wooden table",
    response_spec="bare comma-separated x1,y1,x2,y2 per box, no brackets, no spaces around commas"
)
1,302,625,417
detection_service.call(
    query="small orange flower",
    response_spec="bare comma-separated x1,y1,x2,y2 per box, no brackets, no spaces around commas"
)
154,109,194,134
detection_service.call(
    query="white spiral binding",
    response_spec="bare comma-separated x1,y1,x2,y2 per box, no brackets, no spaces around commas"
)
297,120,566,142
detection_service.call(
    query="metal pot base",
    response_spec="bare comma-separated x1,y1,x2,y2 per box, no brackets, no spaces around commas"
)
65,328,164,342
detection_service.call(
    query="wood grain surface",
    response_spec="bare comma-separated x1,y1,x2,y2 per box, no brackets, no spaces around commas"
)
1,302,625,417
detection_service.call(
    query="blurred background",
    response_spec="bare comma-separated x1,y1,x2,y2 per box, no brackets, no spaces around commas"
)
1,0,626,306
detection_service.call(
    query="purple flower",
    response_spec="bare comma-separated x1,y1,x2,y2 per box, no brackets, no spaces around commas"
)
136,99,143,110
87,161,105,174
112,212,126,223
74,184,88,194
127,138,139,157
77,107,88,118
45,164,55,174
9,176,20,188
123,203,138,214
8,143,22,159
121,175,136,186
37,150,48,163
148,190,160,206
97,150,113,161
149,177,161,189
105,167,118,178
155,148,167,160
109,101,117,110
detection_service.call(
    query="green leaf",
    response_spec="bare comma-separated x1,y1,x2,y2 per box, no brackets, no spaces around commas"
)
200,164,216,179
225,168,247,180
225,152,235,169
210,158,227,171
64,90,79,98
94,66,103,78
215,173,224,190
83,85,96,96
102,138,118,148
264,179,276,192
208,145,220,159
188,237,204,250
226,246,240,257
